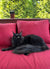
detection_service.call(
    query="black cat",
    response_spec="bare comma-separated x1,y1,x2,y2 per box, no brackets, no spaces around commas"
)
2,32,49,55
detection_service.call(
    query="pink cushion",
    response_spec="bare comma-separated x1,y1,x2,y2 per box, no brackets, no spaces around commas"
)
0,23,16,47
17,20,50,43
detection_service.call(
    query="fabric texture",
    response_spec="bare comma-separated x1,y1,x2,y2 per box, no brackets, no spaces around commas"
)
0,44,50,69
0,23,16,47
17,20,50,43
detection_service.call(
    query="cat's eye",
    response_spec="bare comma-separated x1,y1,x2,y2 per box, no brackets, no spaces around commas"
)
17,36,20,38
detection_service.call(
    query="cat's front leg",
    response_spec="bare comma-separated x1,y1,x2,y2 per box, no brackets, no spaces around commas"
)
1,46,16,51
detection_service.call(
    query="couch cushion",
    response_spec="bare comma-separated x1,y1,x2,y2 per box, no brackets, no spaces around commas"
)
0,44,50,69
17,20,50,43
0,23,16,47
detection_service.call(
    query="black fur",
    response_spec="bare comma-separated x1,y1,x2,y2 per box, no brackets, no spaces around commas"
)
2,32,49,55
12,44,44,55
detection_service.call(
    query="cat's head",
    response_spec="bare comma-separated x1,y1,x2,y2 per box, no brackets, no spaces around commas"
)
13,32,24,45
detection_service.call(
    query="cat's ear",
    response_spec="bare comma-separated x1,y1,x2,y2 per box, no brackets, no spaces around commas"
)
13,32,15,35
20,31,22,35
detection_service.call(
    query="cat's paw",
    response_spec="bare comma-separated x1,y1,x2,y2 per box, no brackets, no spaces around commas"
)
1,48,6,51
24,53,29,55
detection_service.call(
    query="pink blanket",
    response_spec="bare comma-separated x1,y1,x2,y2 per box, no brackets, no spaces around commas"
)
0,44,50,69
